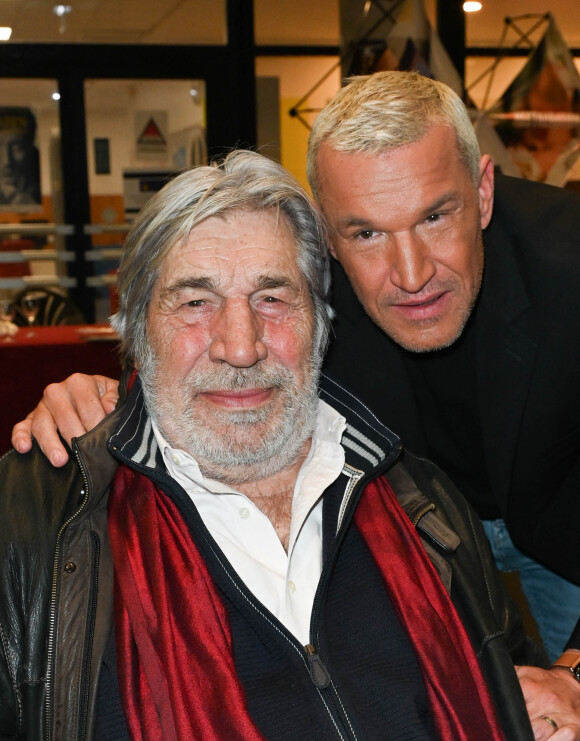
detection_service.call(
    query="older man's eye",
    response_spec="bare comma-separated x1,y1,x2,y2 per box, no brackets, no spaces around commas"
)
186,299,205,307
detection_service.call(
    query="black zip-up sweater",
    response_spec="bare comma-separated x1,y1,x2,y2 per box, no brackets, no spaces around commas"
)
0,374,542,740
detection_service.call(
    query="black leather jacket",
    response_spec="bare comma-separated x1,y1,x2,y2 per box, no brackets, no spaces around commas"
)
0,374,543,740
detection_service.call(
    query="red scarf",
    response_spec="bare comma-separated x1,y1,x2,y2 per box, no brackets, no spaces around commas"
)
108,465,265,741
354,477,505,741
108,465,504,740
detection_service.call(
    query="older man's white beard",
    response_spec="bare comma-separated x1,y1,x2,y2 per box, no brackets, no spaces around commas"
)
140,356,321,485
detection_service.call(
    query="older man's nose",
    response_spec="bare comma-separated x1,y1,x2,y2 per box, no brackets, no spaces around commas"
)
208,300,267,367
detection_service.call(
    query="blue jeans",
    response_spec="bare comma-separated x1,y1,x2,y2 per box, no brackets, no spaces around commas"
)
482,519,580,661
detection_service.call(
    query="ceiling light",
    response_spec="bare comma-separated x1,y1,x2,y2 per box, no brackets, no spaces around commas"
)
52,92,61,101
53,5,72,17
0,27,12,41
463,1,483,11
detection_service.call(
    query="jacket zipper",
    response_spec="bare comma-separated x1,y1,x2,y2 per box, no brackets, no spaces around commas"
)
44,446,91,741
77,532,101,741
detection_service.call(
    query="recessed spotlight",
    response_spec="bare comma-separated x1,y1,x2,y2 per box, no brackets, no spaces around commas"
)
52,92,61,101
53,5,72,17
463,1,483,11
0,27,12,41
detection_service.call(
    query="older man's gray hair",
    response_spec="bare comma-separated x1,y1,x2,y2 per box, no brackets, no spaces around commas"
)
112,150,333,367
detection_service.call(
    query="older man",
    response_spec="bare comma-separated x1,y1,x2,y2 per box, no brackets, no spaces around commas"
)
0,150,540,739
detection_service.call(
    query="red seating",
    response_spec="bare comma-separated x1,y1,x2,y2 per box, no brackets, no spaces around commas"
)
0,238,34,278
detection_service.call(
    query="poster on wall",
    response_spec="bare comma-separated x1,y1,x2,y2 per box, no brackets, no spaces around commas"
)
346,0,518,177
0,107,41,209
487,17,580,186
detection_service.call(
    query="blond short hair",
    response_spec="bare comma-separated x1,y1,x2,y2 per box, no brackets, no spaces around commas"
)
307,71,480,197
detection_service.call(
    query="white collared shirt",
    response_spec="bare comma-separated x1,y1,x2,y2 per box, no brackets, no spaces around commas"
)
152,400,346,646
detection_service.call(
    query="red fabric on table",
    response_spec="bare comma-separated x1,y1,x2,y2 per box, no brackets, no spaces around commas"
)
0,325,122,453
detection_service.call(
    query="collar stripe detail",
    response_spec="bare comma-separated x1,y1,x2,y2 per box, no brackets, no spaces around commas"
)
345,423,386,458
341,436,380,467
110,373,401,479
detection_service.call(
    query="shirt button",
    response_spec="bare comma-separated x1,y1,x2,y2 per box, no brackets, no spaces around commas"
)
239,507,250,520
170,452,181,465
288,580,296,593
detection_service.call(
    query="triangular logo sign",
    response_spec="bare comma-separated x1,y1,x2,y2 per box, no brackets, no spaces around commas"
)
138,117,166,146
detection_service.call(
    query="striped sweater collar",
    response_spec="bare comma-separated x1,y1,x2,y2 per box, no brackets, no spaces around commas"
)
108,372,401,476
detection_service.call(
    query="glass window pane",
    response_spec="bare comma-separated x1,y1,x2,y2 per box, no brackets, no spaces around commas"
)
256,57,340,190
254,0,339,45
85,78,206,321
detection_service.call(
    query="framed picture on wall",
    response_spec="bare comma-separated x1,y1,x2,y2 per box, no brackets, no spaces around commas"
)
94,138,111,175
0,107,41,209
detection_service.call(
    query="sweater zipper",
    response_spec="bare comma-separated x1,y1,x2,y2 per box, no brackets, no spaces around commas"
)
300,472,372,741
44,446,91,741
303,454,400,741
304,644,355,741
302,642,355,740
